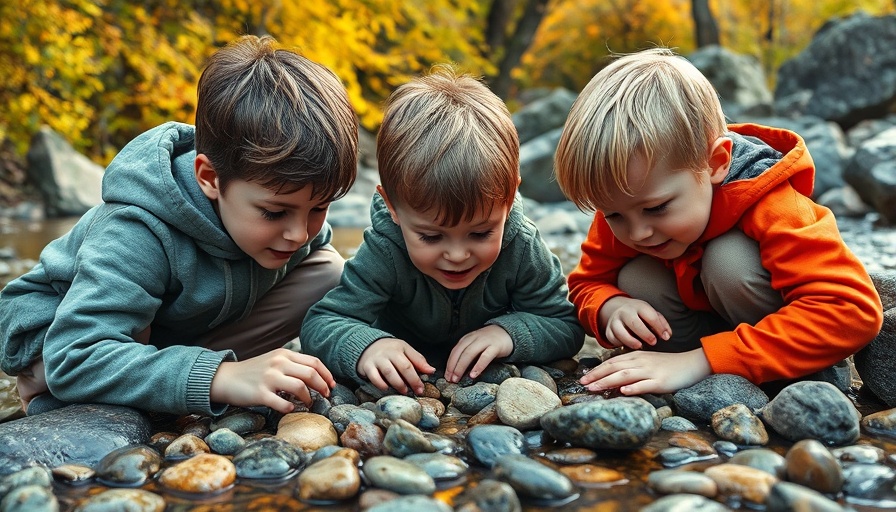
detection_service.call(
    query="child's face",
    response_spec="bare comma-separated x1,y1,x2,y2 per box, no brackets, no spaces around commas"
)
210,178,330,269
598,153,719,260
386,200,509,290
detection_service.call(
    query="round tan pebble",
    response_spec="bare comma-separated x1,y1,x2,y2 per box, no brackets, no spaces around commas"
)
158,453,236,493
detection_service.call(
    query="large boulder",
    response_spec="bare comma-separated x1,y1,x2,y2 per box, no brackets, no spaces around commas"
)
26,127,103,217
774,12,896,127
688,45,773,120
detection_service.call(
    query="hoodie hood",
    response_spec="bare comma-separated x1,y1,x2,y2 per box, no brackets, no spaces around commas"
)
102,122,244,259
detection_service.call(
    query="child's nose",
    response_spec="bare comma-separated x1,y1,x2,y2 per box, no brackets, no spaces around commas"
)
443,244,470,262
285,221,309,245
629,220,652,242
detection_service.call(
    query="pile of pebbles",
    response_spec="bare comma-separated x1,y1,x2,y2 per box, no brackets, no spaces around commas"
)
2,360,896,511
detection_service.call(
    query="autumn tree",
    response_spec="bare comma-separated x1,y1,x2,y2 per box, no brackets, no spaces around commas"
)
692,0,720,47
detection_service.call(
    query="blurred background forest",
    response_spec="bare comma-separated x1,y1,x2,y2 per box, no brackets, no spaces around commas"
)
1,0,894,167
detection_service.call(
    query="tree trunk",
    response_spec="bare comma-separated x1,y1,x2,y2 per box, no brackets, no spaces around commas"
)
491,0,549,99
691,0,720,47
485,0,516,54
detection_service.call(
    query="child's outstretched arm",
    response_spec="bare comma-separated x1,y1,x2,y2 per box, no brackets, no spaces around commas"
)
210,349,335,414
580,348,711,395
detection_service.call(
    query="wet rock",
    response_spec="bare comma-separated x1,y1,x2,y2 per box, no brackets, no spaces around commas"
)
276,412,338,451
711,403,768,446
158,453,235,493
519,365,558,394
163,433,209,460
495,377,561,430
403,452,469,481
784,439,844,494
668,432,716,455
362,455,436,495
210,409,266,435
641,493,729,511
712,440,739,458
766,481,849,512
467,401,499,426
383,418,436,458
366,494,452,512
0,466,52,496
204,427,246,455
94,445,161,486
328,404,377,434
72,488,164,512
558,464,626,486
728,448,787,479
758,381,860,445
661,416,698,432
375,396,423,425
656,447,704,467
454,478,521,512
297,454,360,501
477,363,521,384
0,484,57,512
647,469,718,497
540,397,659,449
673,374,769,422
147,432,177,453
492,453,577,500
541,447,597,465
704,463,778,504
232,437,306,479
841,463,896,502
0,404,152,476
831,444,885,464
860,407,896,437
340,421,385,459
417,397,445,418
854,271,896,407
330,383,360,406
50,464,94,486
465,424,526,468
451,382,499,415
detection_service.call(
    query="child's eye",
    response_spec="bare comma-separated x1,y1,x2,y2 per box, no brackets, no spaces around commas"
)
603,212,620,220
419,233,441,244
645,201,670,214
470,230,494,241
261,209,287,221
311,205,330,214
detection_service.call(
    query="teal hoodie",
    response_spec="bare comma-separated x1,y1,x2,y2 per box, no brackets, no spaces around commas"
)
0,122,332,415
301,192,585,384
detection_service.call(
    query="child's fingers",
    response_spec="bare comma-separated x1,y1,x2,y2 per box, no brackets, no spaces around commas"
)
276,376,313,407
445,345,479,383
404,346,435,374
643,312,672,342
606,323,643,350
287,364,332,398
468,347,499,379
361,364,392,392
377,363,410,394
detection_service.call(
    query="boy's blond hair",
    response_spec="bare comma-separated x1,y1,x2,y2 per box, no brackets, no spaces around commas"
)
555,48,727,211
377,65,519,226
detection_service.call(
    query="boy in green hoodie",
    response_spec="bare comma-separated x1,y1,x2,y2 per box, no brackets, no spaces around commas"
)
301,66,584,395
0,35,358,416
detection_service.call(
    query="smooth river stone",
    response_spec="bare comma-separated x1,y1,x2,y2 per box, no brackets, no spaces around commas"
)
210,409,266,435
495,377,561,430
673,374,769,422
75,488,165,512
403,452,469,480
453,478,521,512
95,445,161,486
375,395,423,425
711,403,769,445
648,469,717,497
276,412,338,451
492,453,576,500
0,404,152,477
362,455,436,495
728,448,787,479
204,427,246,455
641,494,729,512
766,481,850,512
465,424,526,468
860,407,896,437
758,381,860,445
0,466,52,495
540,397,659,449
703,463,778,504
366,495,452,512
784,439,844,494
382,418,436,458
158,453,235,493
558,464,626,485
232,437,306,479
0,484,57,512
164,433,210,460
297,454,361,501
340,421,385,459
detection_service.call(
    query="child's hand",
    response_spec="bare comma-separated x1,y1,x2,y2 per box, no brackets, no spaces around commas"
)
357,338,436,395
210,348,336,414
579,348,711,395
445,324,513,383
600,296,672,349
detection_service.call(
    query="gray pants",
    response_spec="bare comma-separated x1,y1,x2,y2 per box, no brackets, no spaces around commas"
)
617,230,784,352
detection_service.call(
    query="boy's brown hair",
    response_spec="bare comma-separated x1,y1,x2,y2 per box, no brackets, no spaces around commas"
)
376,65,519,226
555,47,727,211
195,35,357,200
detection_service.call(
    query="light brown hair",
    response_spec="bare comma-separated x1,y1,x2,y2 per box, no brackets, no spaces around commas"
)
376,65,519,226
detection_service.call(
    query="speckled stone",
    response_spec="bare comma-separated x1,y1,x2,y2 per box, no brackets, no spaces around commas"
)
158,453,235,493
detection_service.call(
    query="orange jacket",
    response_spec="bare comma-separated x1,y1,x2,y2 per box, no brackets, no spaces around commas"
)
568,123,883,384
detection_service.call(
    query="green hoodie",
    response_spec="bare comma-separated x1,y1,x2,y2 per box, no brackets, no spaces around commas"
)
301,192,584,384
0,122,332,415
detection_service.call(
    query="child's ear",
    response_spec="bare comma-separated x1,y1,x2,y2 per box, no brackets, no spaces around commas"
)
195,154,221,200
708,136,732,185
376,185,401,225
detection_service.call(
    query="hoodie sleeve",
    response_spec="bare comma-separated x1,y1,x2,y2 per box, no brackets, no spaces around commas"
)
301,230,399,383
485,223,585,362
41,206,235,416
567,212,641,346
701,182,883,382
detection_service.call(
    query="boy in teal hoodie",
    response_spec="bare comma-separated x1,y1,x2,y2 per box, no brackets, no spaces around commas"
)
0,35,358,416
301,66,584,395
